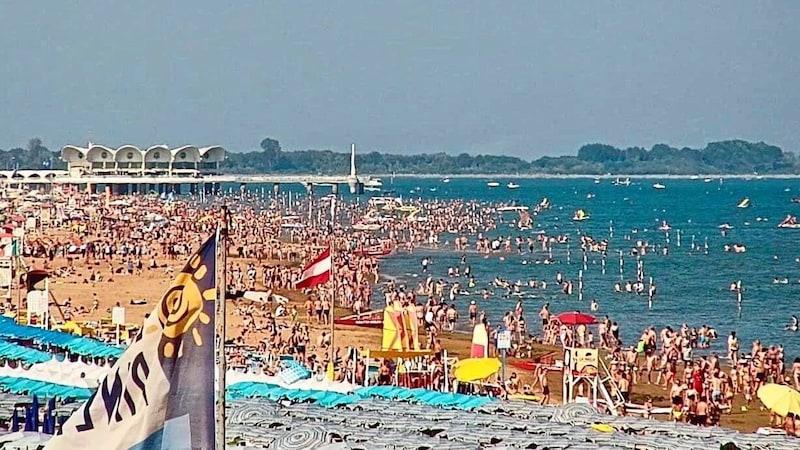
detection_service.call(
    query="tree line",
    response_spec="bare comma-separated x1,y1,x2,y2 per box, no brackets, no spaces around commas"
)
2,137,797,175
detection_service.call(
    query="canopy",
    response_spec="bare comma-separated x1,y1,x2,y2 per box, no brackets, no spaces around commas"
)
453,358,501,382
0,317,122,358
0,340,52,364
757,383,800,417
555,312,597,326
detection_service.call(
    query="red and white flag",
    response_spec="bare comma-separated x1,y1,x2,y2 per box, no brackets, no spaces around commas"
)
295,247,332,289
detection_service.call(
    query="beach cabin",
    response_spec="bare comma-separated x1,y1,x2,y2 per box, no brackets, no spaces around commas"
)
24,270,50,329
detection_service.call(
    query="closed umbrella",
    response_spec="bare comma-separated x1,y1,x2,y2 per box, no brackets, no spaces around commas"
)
757,383,800,416
452,358,502,382
555,311,597,325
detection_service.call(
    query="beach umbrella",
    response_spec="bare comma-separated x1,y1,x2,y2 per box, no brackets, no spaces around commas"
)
11,407,20,432
44,398,56,434
31,394,40,431
555,311,597,325
757,383,800,416
268,424,330,450
452,358,501,382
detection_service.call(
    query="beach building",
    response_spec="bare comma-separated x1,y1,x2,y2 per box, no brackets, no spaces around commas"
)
60,144,225,177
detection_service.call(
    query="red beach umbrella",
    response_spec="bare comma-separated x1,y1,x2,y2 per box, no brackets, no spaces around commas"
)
555,311,598,326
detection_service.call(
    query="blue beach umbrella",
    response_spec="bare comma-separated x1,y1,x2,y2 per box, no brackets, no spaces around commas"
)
44,397,56,434
32,394,40,431
11,407,20,431
24,406,34,431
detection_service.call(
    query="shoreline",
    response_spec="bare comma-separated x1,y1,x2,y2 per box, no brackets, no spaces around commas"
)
370,173,800,180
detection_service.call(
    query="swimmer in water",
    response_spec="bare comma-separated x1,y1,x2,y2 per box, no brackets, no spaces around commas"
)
786,315,799,332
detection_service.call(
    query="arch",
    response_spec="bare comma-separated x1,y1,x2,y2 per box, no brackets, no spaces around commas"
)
61,145,87,163
199,146,225,162
26,173,42,180
44,173,57,180
114,145,143,163
144,145,169,163
86,144,115,163
171,145,201,162
0,173,8,179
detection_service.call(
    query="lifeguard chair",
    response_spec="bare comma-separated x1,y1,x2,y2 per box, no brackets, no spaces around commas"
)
561,346,626,416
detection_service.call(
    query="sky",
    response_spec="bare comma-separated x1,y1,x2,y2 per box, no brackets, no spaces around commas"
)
0,2,798,158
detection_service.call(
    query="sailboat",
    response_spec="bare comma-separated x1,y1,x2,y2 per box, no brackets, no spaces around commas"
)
737,198,750,208
572,209,589,221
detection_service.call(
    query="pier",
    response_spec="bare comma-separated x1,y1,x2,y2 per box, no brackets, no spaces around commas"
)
0,143,379,195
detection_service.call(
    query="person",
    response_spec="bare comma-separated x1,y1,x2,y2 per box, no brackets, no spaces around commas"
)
505,372,520,394
727,331,739,365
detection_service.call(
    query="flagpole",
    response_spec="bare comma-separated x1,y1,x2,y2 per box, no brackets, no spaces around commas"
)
328,231,336,380
215,205,230,449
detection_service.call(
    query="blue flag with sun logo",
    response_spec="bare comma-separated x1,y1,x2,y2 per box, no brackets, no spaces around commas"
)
47,235,217,450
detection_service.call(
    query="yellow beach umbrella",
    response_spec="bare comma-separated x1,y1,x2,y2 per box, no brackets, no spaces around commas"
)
757,383,800,416
453,358,502,382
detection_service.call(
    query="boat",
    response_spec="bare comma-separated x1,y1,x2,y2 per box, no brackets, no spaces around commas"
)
737,198,750,208
352,222,381,231
538,197,551,209
487,181,500,188
657,220,671,231
594,178,601,184
704,178,713,183
572,209,589,221
442,177,451,183
778,215,800,229
652,183,666,190
506,182,520,190
508,360,538,371
364,186,382,192
612,177,631,186
364,178,383,189
334,310,384,329
497,205,529,212
354,246,393,257
792,197,800,204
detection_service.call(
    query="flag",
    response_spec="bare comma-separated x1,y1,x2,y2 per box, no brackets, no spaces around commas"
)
46,234,217,450
294,247,331,289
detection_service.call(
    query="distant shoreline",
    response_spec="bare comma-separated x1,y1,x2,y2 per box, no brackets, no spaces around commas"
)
370,173,800,180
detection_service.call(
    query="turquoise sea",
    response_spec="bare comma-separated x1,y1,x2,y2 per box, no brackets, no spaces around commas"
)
233,176,800,360
367,177,800,360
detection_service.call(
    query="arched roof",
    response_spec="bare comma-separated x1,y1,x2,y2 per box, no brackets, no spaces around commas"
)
143,145,169,163
115,145,143,163
200,146,225,162
172,145,201,162
61,145,87,163
86,144,115,163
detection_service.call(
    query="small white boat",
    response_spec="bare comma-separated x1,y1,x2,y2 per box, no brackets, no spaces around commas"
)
364,178,383,189
737,198,750,208
704,178,713,183
442,177,451,183
594,178,601,184
612,177,631,186
506,182,520,190
487,181,500,188
652,183,666,190
364,186,382,192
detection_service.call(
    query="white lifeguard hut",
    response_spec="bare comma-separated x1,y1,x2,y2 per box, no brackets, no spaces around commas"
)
25,269,50,329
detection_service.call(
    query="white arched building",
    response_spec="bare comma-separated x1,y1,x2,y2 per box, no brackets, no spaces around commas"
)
61,144,225,176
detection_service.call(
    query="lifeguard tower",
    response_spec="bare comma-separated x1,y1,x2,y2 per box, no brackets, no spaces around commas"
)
24,270,50,329
561,347,626,415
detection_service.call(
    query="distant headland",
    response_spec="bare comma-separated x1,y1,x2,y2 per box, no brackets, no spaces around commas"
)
3,137,797,176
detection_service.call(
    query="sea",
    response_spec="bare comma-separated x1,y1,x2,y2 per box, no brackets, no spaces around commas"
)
235,177,800,361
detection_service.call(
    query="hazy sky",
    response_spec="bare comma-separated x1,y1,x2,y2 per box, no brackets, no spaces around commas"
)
1,2,798,158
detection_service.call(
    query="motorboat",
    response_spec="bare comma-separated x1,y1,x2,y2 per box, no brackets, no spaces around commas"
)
612,177,631,186
704,178,713,183
506,182,520,190
737,198,750,208
572,209,589,221
594,178,601,184
791,197,800,204
487,181,500,188
442,177,451,183
364,177,383,189
657,220,672,231
652,183,666,190
778,215,800,229
364,186,382,192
